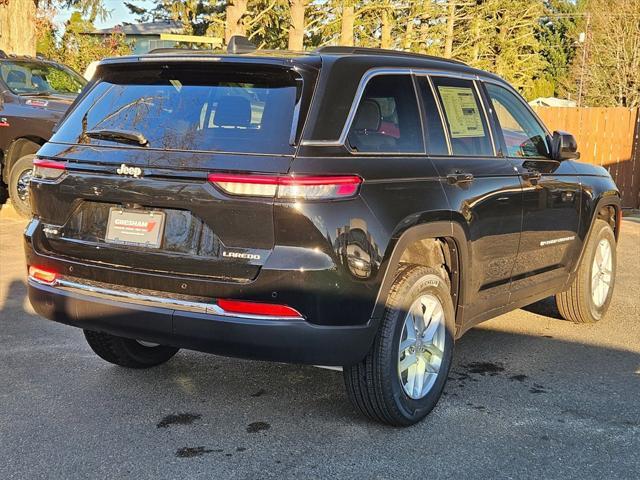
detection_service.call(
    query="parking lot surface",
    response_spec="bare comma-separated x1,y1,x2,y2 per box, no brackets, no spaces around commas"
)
1,205,638,479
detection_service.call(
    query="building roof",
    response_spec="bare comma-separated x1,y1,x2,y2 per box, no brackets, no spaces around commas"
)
529,97,577,108
91,20,182,36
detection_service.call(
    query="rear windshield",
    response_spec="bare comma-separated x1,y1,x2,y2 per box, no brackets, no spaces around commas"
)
51,64,302,154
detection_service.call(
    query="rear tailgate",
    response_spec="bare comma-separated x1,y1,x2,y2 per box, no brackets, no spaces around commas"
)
30,58,318,283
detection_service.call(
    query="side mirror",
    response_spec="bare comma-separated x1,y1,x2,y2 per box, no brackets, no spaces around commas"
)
552,130,580,161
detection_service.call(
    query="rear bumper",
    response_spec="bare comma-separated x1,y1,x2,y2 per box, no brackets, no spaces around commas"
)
27,278,377,366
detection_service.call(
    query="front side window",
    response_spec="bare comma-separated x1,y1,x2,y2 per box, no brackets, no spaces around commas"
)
485,83,551,159
347,75,423,153
431,77,494,157
0,61,85,95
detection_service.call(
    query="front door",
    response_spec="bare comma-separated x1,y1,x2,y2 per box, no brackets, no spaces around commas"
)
482,82,582,303
418,76,523,324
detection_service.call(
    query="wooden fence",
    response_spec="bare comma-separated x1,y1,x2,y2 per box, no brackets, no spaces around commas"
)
532,106,640,209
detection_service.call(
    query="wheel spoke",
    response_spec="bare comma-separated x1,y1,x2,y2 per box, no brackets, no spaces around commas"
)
412,302,425,333
422,313,441,344
413,357,426,397
405,313,417,338
399,352,417,372
594,246,603,267
601,244,611,269
424,343,443,360
420,296,438,323
399,337,414,354
406,362,417,393
598,282,606,305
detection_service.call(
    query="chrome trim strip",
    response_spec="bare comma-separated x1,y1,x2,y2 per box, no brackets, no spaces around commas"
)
30,277,304,321
299,139,343,147
338,67,410,146
300,66,492,148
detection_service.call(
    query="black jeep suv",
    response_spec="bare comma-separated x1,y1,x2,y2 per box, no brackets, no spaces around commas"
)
0,51,86,216
25,43,620,426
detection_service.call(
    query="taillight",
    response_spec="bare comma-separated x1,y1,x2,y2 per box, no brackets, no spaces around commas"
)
207,173,362,200
32,157,66,180
28,266,58,285
217,299,302,318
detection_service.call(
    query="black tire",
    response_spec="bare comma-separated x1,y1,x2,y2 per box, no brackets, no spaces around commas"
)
8,153,36,218
556,219,616,323
84,330,179,368
344,265,455,426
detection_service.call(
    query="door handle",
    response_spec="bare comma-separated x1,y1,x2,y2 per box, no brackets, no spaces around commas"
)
446,172,474,185
521,170,542,183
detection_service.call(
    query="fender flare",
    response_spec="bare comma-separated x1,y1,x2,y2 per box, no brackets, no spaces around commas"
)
370,221,470,323
572,194,621,275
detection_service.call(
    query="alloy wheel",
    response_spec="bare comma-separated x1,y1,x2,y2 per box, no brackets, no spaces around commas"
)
398,294,446,399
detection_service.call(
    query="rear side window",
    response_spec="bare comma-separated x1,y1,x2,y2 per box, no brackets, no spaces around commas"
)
52,64,301,154
431,77,494,157
347,75,423,153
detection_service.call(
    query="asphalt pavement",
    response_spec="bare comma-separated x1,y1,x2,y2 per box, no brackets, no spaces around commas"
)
1,204,638,479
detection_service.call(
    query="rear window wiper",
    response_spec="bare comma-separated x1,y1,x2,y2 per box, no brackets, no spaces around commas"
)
85,129,149,147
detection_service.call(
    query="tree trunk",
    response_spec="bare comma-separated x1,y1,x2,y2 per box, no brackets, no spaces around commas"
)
0,0,37,56
471,19,480,62
225,0,248,43
403,18,414,51
444,0,455,58
288,0,305,51
381,8,392,49
340,1,354,46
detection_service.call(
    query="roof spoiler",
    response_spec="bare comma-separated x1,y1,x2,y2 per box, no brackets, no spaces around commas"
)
227,36,256,54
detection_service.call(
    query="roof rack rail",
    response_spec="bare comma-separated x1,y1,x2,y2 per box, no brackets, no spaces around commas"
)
314,46,467,65
148,47,203,54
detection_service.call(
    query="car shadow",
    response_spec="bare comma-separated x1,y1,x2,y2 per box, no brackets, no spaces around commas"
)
2,276,638,433
521,295,565,320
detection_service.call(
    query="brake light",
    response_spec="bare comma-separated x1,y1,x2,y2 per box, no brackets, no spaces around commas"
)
32,157,66,180
207,173,362,200
217,299,302,318
28,266,58,285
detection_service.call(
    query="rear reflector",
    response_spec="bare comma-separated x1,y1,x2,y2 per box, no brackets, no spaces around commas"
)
33,157,66,180
217,299,302,318
208,173,362,200
28,266,58,285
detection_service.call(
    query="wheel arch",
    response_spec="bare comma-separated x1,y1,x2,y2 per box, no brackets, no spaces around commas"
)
371,221,470,333
2,137,45,183
573,194,622,275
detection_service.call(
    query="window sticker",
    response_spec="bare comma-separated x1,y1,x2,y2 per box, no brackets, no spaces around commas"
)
437,86,485,138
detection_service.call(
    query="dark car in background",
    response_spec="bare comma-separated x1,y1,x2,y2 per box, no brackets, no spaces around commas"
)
24,41,620,426
0,51,86,216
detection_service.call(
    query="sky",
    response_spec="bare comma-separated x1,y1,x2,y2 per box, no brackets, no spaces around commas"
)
54,0,154,31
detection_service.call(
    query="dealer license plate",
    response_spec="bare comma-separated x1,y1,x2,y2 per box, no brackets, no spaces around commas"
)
105,208,165,248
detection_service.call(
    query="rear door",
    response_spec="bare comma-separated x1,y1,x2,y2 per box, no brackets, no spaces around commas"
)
482,81,582,301
417,75,523,322
32,60,315,284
